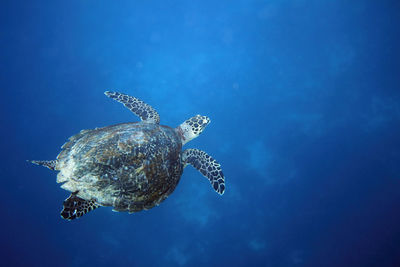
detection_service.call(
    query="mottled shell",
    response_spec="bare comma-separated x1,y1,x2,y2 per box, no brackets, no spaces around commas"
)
55,122,183,212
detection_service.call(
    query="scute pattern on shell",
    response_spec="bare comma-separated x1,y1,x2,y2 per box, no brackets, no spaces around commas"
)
56,122,183,213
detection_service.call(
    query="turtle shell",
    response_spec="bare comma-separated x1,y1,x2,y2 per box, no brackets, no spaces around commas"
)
55,122,183,212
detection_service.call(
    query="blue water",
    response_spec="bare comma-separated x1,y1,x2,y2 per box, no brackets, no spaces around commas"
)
2,0,400,266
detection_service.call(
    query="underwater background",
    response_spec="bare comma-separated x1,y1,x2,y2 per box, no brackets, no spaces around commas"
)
1,0,400,266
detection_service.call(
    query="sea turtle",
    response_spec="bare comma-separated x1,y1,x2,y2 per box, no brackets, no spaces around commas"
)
31,92,225,220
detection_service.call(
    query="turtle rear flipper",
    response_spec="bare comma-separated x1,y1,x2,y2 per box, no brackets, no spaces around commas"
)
60,193,99,220
30,160,57,170
182,149,225,195
105,91,160,124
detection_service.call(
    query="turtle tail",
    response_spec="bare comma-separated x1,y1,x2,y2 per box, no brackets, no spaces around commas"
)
29,160,57,170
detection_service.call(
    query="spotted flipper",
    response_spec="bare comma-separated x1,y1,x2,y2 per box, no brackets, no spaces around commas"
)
60,193,99,220
105,91,160,124
30,160,57,170
182,149,225,195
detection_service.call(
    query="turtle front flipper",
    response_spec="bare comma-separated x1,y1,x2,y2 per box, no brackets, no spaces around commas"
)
30,160,57,170
182,149,225,195
60,192,100,220
105,91,160,124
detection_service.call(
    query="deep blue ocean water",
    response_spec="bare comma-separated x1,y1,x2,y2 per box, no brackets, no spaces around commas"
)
1,0,400,266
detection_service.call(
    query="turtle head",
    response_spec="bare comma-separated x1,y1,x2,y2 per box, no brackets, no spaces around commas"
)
176,115,211,145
